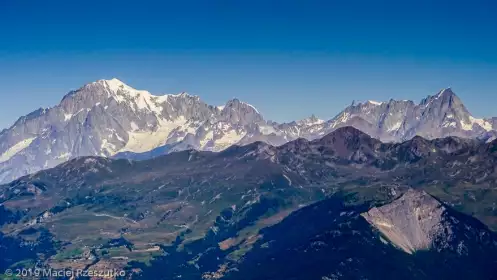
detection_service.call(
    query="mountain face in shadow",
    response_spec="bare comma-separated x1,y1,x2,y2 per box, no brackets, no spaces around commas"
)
1,127,497,279
137,190,497,280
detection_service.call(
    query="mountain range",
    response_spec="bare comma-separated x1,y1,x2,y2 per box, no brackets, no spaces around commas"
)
1,78,496,184
1,127,497,279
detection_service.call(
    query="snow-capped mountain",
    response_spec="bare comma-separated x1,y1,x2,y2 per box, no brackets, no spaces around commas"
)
327,88,496,142
0,79,304,183
0,79,495,184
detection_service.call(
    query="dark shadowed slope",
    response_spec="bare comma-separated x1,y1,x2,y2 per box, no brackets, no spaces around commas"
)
1,127,497,277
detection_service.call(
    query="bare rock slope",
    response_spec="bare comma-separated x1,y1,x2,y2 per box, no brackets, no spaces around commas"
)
362,189,450,254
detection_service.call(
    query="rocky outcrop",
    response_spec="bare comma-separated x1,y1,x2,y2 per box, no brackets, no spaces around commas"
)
361,189,450,254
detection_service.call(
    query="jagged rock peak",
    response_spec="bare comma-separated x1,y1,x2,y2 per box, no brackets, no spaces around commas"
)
221,98,264,125
421,87,465,107
223,98,260,112
297,114,324,126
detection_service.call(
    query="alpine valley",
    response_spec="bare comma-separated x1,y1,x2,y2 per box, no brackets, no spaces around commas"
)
2,80,497,280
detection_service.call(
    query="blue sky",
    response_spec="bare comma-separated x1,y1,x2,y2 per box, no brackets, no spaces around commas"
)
1,0,496,129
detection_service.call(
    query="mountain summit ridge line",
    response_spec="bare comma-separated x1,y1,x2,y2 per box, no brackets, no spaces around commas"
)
0,79,496,184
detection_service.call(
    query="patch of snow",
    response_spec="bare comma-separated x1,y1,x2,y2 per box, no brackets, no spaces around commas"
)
283,174,292,186
119,116,188,154
74,108,90,115
209,193,222,204
100,79,167,115
155,94,169,104
388,121,402,132
0,137,37,163
243,102,260,114
443,121,457,128
469,116,492,131
297,116,325,126
167,92,193,98
130,122,139,131
101,139,117,154
259,125,276,135
368,100,383,106
113,94,125,102
115,133,125,142
211,129,246,151
56,152,72,160
333,112,351,127
437,88,451,98
460,120,472,130
310,119,324,125
199,130,215,149
460,116,493,131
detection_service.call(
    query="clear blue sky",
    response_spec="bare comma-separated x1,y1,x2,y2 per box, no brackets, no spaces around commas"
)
1,0,497,129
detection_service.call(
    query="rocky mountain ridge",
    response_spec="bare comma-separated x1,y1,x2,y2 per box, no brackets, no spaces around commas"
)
2,128,497,279
0,79,495,183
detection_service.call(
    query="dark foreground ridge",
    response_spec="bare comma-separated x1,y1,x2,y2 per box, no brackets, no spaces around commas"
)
1,127,497,279
220,190,497,280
